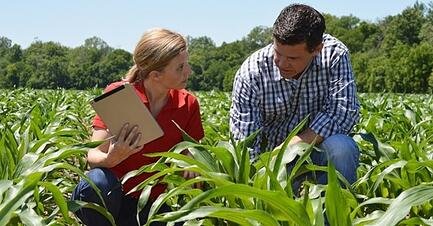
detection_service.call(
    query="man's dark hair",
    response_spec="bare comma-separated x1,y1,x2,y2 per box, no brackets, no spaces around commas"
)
273,4,326,52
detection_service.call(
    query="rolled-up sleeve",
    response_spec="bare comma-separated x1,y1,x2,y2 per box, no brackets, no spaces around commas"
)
230,65,262,160
310,52,360,138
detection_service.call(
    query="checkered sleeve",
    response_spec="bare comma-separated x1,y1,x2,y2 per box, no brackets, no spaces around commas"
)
310,52,360,138
229,62,262,160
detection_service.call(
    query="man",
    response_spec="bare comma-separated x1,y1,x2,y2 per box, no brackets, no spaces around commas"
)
229,4,360,185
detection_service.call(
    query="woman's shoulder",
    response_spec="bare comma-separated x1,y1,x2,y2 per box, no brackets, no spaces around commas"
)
103,81,126,92
173,89,197,99
170,89,199,108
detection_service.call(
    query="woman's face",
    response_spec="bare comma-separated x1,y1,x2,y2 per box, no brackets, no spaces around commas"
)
157,50,192,90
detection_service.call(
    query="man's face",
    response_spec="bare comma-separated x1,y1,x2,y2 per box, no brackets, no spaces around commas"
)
273,40,322,79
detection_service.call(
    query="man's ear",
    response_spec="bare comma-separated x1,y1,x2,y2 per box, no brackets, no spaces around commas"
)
313,43,324,56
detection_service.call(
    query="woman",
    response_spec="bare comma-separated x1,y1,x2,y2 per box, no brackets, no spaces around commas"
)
72,28,204,226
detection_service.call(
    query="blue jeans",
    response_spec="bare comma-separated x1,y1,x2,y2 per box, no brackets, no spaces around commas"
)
313,134,359,184
291,134,359,192
71,168,172,226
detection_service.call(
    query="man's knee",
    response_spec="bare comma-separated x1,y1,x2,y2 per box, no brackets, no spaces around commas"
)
319,134,359,184
320,134,359,161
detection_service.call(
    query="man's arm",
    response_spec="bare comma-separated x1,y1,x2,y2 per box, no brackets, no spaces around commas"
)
309,51,360,139
230,66,262,160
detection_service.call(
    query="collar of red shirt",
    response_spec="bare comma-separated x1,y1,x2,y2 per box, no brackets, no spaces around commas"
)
133,82,187,109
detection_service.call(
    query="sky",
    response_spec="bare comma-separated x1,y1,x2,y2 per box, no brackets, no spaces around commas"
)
1,0,431,52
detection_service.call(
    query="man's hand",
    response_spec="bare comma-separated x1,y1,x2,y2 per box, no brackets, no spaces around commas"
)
289,128,323,145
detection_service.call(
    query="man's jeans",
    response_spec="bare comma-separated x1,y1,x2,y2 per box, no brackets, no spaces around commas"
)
71,168,171,226
291,134,360,192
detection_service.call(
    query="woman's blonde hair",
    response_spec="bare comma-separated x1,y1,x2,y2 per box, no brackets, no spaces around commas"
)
124,28,187,82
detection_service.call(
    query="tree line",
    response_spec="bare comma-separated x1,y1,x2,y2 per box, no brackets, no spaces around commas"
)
0,2,432,93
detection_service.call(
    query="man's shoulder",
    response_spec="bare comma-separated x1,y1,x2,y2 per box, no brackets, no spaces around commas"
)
319,34,351,68
238,44,273,77
322,34,349,53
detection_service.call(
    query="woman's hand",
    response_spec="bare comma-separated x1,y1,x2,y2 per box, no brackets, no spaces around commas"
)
105,123,144,167
182,150,203,189
87,123,144,168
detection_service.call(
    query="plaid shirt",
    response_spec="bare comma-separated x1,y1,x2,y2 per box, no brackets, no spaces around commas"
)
230,34,360,160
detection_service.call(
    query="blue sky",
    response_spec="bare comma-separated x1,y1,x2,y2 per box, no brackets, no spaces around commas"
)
1,0,430,52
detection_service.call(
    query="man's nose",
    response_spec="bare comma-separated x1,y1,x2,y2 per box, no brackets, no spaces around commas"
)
278,57,291,68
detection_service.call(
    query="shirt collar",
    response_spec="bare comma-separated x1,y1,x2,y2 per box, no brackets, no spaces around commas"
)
167,89,187,109
133,82,186,109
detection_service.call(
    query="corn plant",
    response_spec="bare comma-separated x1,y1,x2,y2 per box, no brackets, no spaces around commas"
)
351,93,433,224
2,89,433,225
0,89,113,226
121,116,363,226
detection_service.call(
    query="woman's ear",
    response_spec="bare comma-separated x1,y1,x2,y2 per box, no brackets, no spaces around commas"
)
148,70,161,80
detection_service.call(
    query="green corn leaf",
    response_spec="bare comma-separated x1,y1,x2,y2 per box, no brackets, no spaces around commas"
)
154,206,279,226
137,185,153,223
159,184,312,225
68,200,115,226
273,115,309,181
325,162,351,226
16,207,44,226
369,184,433,226
0,173,42,226
38,181,73,224
0,180,13,204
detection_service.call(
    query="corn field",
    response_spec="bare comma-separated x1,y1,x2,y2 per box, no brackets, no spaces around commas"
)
1,89,433,225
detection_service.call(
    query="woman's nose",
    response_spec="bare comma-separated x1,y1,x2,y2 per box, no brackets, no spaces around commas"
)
186,64,192,76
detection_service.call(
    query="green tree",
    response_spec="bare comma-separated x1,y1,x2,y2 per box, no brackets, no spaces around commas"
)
187,36,216,90
222,66,238,91
200,60,230,90
405,42,433,92
242,26,272,51
323,14,383,53
0,62,32,88
215,41,250,91
419,23,433,44
0,37,24,87
2,64,20,87
380,3,426,49
23,41,70,88
67,37,113,89
0,36,12,51
97,49,132,86
83,36,111,56
187,28,267,91
356,21,382,52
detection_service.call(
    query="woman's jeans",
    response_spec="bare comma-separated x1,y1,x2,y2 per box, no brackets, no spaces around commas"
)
290,134,360,192
71,168,171,226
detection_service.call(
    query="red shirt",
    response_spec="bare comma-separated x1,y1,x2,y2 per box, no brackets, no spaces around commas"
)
92,81,204,199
